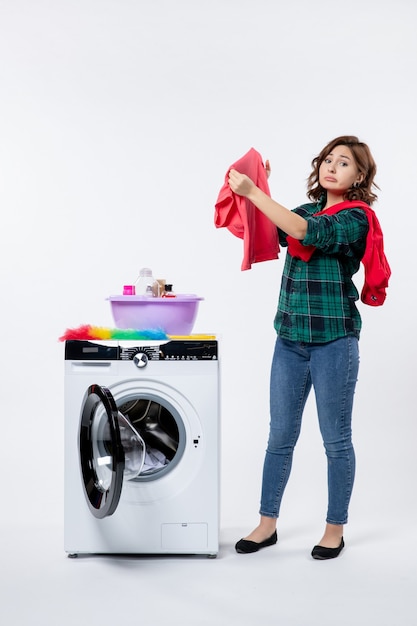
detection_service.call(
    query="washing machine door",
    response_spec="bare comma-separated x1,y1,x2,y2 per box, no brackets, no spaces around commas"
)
79,384,124,519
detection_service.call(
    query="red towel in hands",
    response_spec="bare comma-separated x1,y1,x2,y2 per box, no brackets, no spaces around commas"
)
214,147,279,270
286,200,391,306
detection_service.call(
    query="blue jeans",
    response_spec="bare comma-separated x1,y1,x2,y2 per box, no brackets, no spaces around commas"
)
260,336,359,525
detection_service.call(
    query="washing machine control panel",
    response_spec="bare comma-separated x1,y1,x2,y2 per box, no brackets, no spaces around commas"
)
65,340,218,362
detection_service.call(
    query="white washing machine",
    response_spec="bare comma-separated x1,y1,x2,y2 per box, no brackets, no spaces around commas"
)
64,338,220,557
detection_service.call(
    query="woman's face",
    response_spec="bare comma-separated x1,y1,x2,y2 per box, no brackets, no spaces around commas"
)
319,145,363,196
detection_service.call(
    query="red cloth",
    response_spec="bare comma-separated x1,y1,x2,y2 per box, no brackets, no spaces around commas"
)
214,148,279,270
286,200,391,306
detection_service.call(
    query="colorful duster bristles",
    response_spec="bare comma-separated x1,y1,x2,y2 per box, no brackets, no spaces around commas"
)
59,324,168,341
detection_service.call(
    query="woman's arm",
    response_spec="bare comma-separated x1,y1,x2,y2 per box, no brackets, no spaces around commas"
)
228,168,308,240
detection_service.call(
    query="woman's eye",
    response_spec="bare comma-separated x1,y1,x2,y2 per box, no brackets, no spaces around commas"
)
339,161,348,167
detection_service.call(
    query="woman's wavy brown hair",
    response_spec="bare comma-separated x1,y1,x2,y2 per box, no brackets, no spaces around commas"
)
307,135,379,205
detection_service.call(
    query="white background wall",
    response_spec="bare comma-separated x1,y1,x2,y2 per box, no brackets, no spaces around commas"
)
0,0,415,535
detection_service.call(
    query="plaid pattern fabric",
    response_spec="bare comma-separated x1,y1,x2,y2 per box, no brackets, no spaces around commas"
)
274,203,369,343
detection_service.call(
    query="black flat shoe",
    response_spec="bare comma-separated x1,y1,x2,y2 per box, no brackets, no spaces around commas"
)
311,537,344,560
235,530,278,554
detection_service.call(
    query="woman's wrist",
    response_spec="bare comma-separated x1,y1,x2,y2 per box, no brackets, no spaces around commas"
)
246,184,266,205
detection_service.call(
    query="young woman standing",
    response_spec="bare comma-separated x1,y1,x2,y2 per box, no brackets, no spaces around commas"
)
228,136,389,559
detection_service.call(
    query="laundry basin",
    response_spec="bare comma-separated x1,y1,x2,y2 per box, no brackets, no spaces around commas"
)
108,295,203,334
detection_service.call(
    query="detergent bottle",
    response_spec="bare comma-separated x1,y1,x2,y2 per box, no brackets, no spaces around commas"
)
134,268,160,297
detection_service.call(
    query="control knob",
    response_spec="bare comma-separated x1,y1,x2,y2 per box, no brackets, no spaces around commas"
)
133,352,149,368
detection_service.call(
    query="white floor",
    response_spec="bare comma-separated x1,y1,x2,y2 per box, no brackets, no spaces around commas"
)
1,516,415,626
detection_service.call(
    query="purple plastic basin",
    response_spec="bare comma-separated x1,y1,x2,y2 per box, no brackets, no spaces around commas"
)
108,294,203,334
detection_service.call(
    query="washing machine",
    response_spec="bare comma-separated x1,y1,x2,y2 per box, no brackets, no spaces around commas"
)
64,338,220,557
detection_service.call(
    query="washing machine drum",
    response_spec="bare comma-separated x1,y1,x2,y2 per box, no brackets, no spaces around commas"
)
79,384,146,519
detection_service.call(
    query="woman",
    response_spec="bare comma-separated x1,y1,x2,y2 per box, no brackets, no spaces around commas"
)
228,136,389,559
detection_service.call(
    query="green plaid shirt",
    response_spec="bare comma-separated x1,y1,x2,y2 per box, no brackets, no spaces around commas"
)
274,203,369,343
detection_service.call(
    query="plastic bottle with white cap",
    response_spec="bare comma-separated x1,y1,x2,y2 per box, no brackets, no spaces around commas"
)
134,268,160,297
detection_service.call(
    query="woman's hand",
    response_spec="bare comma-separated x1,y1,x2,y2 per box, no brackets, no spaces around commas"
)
228,169,255,197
